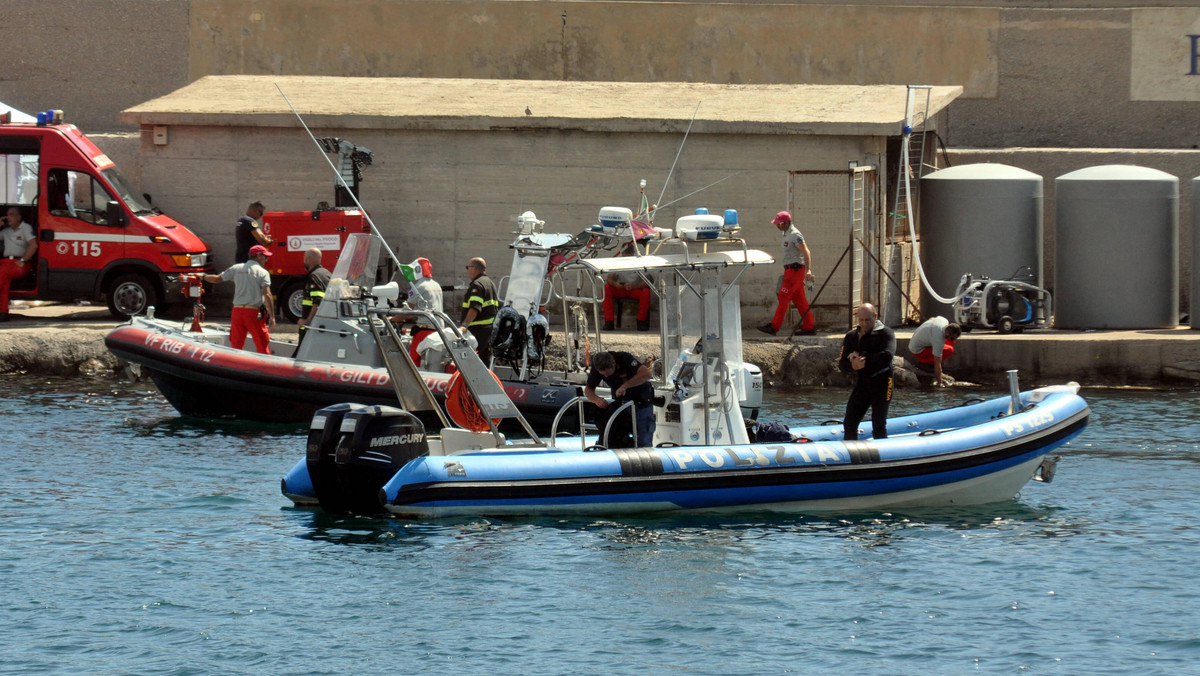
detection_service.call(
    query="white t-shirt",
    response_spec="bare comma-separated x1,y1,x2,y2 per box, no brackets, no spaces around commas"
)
909,316,950,357
221,260,272,307
1,221,35,259
780,225,807,266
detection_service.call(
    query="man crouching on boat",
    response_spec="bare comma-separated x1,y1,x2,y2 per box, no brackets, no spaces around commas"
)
585,351,655,448
204,244,276,354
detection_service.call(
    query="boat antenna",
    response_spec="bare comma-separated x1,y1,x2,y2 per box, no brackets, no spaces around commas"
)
654,171,744,212
275,83,402,269
655,102,701,211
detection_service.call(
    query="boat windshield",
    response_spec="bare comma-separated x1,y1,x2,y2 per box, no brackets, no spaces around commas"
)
325,233,382,302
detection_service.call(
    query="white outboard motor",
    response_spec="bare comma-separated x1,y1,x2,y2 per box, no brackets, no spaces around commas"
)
740,364,763,421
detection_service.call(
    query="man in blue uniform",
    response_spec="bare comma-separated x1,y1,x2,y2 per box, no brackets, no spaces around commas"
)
585,350,655,448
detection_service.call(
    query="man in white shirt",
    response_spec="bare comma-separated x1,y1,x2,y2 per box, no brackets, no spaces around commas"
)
758,210,815,336
204,244,276,353
908,316,962,387
0,206,37,322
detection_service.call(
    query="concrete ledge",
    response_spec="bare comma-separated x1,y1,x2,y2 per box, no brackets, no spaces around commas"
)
6,302,1200,387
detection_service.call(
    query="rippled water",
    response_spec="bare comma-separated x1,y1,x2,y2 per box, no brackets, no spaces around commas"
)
4,375,1199,674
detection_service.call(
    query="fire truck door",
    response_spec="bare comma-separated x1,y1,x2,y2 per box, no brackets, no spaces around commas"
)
42,168,124,292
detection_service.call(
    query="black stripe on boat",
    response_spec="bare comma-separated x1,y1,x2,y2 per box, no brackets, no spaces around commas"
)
844,441,881,464
613,448,665,476
388,412,1089,506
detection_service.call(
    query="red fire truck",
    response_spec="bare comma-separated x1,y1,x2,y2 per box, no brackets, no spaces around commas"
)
1,108,213,317
259,206,371,321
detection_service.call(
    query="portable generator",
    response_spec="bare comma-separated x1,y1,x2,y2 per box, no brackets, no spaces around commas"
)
953,272,1052,334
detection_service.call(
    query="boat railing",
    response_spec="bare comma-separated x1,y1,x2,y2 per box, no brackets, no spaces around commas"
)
549,396,590,450
603,400,639,449
549,396,639,451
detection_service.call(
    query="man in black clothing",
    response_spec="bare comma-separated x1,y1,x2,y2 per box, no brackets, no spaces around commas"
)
296,248,331,347
838,303,896,440
234,201,270,263
458,257,499,364
585,350,655,448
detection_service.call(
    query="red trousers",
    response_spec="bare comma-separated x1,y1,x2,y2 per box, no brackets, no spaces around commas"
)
0,258,30,314
603,284,651,321
914,341,955,365
770,266,814,332
230,306,271,354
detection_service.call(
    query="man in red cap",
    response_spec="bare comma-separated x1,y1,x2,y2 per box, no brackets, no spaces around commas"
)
205,244,276,353
759,210,815,336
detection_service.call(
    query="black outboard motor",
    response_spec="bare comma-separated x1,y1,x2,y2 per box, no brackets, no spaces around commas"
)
324,405,430,514
306,403,371,512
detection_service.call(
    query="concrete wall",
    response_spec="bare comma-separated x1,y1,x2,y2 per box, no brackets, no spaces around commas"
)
6,1,1200,151
0,0,190,131
128,121,885,321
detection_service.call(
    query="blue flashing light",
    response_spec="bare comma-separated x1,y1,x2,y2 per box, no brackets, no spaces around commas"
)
694,207,708,215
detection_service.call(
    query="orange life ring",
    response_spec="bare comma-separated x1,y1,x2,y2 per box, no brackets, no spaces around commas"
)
445,370,504,432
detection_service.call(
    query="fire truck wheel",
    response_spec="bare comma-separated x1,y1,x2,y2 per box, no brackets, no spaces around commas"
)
280,281,305,323
107,273,162,318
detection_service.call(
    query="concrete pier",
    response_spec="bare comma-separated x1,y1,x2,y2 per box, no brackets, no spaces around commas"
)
3,301,1200,388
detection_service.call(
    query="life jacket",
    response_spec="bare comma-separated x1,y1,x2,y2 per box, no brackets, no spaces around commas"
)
489,305,527,362
526,313,550,362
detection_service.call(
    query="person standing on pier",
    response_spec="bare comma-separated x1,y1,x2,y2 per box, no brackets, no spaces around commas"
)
758,210,815,336
838,303,896,440
234,201,271,264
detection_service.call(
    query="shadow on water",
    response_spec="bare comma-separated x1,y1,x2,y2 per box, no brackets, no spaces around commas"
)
121,414,306,440
283,499,1066,550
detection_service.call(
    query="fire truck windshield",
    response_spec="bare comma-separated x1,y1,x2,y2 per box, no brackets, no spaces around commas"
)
101,167,159,215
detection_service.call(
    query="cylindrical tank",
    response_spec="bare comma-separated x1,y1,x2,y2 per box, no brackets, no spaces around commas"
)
918,164,1043,319
1192,177,1200,329
1055,165,1178,330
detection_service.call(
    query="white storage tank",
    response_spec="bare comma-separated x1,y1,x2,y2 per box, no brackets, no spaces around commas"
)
1055,165,1178,329
918,164,1043,319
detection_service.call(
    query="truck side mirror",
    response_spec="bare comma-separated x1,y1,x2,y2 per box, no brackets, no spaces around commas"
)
106,201,127,227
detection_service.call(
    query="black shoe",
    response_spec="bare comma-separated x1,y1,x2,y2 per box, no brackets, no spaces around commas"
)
794,329,816,336
0,312,8,323
637,319,650,332
756,322,776,336
602,320,615,331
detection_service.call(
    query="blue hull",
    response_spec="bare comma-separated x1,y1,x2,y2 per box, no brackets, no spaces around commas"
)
282,389,1089,516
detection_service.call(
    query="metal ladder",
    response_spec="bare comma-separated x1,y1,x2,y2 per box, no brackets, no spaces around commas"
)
892,84,935,245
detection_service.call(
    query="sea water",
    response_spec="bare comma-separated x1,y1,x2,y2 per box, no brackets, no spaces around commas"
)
2,375,1199,674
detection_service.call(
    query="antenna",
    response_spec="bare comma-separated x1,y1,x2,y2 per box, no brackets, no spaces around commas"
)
655,102,701,210
275,83,402,269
